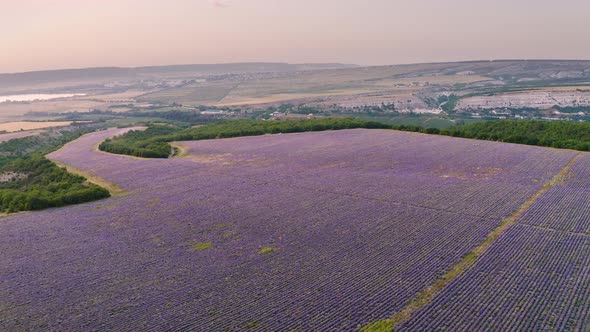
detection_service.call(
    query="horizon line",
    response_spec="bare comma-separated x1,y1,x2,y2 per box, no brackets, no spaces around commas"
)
3,58,590,76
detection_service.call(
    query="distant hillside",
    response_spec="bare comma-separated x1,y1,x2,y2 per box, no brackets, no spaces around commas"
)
3,60,590,110
6,60,590,91
0,63,358,89
174,59,590,107
372,59,590,82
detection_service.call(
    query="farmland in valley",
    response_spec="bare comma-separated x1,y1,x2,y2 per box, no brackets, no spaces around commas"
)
1,127,588,331
0,121,73,132
0,130,41,142
3,61,590,131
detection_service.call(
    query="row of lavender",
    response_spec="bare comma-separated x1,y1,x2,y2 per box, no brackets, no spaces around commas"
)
398,224,590,331
399,153,590,331
0,129,577,331
517,153,590,233
181,130,576,220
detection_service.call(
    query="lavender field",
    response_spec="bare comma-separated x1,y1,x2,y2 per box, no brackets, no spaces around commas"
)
0,130,38,142
399,153,590,331
0,128,584,331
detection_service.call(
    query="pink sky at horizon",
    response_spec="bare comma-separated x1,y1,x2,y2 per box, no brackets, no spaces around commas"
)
1,0,590,73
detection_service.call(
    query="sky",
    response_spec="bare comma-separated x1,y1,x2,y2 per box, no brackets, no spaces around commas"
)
2,0,590,73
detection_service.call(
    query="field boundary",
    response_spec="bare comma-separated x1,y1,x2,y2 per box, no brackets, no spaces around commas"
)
91,127,149,160
360,152,583,331
169,142,190,158
92,141,152,160
50,160,127,197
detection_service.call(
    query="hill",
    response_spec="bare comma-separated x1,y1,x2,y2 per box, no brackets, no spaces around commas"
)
0,63,358,91
3,60,590,130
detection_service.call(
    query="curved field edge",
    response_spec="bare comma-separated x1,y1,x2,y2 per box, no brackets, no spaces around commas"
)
97,119,398,158
0,156,111,213
360,152,583,332
169,141,190,158
49,160,127,197
45,127,146,194
44,127,147,196
0,127,126,213
99,120,590,160
0,130,43,142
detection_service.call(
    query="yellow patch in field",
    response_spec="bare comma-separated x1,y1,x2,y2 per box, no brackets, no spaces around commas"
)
0,121,73,132
192,242,213,251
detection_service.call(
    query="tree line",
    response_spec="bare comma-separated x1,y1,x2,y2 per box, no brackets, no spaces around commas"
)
100,118,391,158
0,126,114,213
439,120,590,150
99,118,590,159
0,154,110,213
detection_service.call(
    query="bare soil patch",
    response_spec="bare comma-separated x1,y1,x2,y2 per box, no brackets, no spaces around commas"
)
0,172,28,183
0,121,73,132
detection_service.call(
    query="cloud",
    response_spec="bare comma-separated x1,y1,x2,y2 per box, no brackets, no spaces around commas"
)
210,0,227,8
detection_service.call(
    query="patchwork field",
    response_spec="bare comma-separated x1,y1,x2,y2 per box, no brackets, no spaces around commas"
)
0,121,73,132
1,129,588,331
214,73,490,106
3,61,590,121
137,67,491,107
131,61,590,110
0,100,105,121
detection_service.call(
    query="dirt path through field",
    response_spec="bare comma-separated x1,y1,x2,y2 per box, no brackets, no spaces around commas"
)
361,152,584,331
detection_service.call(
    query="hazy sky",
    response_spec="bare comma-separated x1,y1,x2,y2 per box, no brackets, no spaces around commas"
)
2,0,590,73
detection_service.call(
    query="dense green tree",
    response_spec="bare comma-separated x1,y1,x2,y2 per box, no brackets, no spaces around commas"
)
439,120,590,150
100,118,590,160
0,154,110,213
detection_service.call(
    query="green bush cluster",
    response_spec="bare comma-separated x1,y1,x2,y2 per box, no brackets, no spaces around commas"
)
99,125,180,158
0,128,93,157
379,120,590,151
441,120,590,150
0,155,110,213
